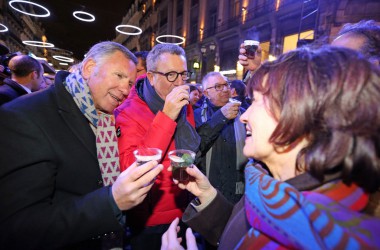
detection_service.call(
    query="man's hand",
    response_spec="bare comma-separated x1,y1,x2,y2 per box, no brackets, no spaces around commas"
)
163,85,190,120
238,43,262,72
112,161,163,211
221,102,240,120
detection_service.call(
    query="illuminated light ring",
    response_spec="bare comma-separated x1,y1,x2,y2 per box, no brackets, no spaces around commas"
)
0,23,8,32
156,35,185,45
22,40,54,48
115,25,142,35
73,11,95,22
52,55,74,63
9,0,50,17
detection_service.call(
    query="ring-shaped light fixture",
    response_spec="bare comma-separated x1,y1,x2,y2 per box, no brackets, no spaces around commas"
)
73,11,95,22
156,35,185,45
9,0,50,17
115,25,142,35
22,40,54,48
0,23,8,32
53,55,74,63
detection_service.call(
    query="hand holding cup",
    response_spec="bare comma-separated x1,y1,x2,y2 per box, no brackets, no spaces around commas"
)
238,42,262,72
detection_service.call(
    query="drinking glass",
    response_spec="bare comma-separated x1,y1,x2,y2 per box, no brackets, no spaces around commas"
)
134,148,162,166
168,149,195,183
244,40,260,59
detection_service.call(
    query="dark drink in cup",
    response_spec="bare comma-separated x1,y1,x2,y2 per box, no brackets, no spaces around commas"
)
244,40,259,59
168,149,195,183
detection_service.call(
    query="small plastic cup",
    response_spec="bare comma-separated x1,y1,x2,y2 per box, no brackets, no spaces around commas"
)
134,148,162,166
244,40,260,59
168,149,195,183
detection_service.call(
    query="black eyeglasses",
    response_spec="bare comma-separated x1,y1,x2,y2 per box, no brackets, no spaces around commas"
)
150,70,192,82
205,82,231,91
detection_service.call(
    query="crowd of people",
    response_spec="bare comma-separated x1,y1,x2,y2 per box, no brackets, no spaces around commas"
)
0,19,379,250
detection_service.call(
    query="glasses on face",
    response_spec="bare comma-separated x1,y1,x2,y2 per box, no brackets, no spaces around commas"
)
150,70,192,82
205,82,231,91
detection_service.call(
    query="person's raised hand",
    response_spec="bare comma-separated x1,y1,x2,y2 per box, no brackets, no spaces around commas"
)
238,42,262,72
161,218,198,250
163,85,190,120
221,102,240,120
112,161,163,211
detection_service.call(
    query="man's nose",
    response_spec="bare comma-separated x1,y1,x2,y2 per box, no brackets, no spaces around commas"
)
120,82,132,96
173,76,185,86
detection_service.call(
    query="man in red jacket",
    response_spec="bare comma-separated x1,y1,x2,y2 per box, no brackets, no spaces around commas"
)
116,43,199,249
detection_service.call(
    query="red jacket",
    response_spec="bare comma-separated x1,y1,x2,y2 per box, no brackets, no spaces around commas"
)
116,82,194,228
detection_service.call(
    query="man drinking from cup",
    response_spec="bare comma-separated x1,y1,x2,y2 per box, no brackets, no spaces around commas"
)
116,44,201,249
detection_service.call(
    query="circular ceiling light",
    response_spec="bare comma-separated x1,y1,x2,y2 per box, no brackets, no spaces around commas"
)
0,23,8,32
53,55,74,63
115,25,142,35
73,11,95,22
156,35,185,45
9,0,50,17
22,40,54,48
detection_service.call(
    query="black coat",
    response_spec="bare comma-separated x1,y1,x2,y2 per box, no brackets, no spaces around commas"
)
0,71,122,249
0,78,28,105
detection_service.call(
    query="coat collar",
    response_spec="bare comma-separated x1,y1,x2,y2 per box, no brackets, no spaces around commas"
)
53,71,97,160
3,78,29,95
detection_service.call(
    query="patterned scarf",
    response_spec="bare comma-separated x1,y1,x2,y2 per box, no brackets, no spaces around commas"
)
63,69,120,186
238,160,380,249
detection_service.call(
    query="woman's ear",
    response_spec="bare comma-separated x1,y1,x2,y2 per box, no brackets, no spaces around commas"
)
81,59,96,80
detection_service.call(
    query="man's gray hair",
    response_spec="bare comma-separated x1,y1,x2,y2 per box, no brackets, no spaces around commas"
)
202,71,227,89
146,44,186,71
81,41,137,69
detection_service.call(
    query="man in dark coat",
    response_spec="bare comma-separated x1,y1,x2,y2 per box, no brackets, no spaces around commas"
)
195,72,247,204
0,55,44,105
0,41,163,249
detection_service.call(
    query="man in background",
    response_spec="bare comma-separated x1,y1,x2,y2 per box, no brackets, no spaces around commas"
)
195,72,247,204
0,55,44,105
230,79,250,110
331,19,380,66
135,51,149,79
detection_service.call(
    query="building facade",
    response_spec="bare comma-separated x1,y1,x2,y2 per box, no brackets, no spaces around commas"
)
0,0,72,71
117,0,379,82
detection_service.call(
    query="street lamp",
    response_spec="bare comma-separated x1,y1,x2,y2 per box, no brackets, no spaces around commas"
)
200,46,207,55
193,61,200,69
209,43,216,52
